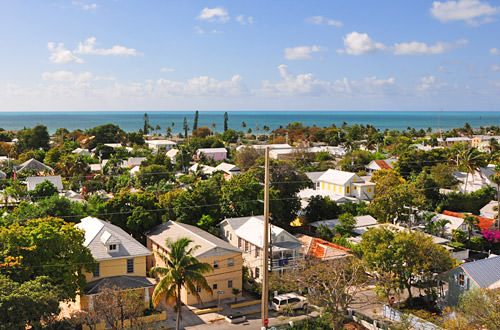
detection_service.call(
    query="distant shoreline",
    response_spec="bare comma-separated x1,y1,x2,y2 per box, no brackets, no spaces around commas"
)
0,110,498,134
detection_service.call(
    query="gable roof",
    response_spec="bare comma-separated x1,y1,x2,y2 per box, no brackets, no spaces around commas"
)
222,215,299,249
197,147,227,154
147,221,241,258
317,169,359,185
26,175,63,192
296,234,351,260
76,216,151,261
14,158,53,173
460,256,500,288
85,275,155,295
215,162,240,174
305,171,325,184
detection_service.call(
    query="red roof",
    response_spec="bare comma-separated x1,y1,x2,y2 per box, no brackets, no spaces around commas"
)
442,210,496,231
374,160,392,170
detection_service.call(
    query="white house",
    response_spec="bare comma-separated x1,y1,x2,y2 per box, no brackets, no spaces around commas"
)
166,148,179,164
317,169,375,201
219,216,304,281
310,215,378,233
431,213,468,236
365,158,397,174
214,162,241,178
145,139,177,152
453,167,496,193
480,200,498,220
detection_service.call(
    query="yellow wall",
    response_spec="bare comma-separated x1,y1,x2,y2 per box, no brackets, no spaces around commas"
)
148,239,243,306
85,256,147,283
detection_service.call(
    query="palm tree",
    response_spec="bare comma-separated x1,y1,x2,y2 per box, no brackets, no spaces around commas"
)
464,215,479,246
149,237,212,330
489,164,500,230
458,147,484,192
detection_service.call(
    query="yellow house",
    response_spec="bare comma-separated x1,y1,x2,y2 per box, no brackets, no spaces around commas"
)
146,221,243,306
75,216,154,310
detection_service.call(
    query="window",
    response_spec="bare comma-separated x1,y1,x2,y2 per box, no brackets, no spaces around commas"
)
127,259,134,274
346,186,350,194
367,188,372,192
254,267,260,279
255,248,260,257
213,260,219,269
228,280,233,288
228,258,234,267
93,263,100,278
245,241,249,253
225,230,228,237
196,286,201,293
238,237,242,249
109,244,117,251
457,273,465,287
213,283,218,290
229,233,232,241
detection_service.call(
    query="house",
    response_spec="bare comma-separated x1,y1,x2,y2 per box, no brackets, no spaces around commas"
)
309,215,378,234
438,137,471,147
14,158,54,174
480,200,499,220
89,163,102,172
441,210,496,232
166,148,179,164
214,162,241,178
196,148,227,162
296,234,351,260
127,157,146,168
26,175,64,192
61,190,85,203
269,148,296,160
453,167,496,193
75,216,154,310
317,169,375,201
443,255,500,305
189,163,216,175
471,135,500,151
305,171,325,190
219,216,304,281
431,213,468,236
72,148,91,156
145,139,177,152
236,144,292,152
365,158,397,174
146,221,243,305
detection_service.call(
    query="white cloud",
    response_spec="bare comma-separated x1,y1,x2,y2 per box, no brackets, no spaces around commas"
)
306,16,342,27
160,67,175,73
194,26,205,34
284,45,325,60
72,1,98,10
197,7,230,23
156,74,248,97
418,75,447,91
490,47,500,54
338,32,386,55
74,37,139,56
42,71,94,83
47,42,84,64
236,15,254,25
490,65,500,71
430,0,499,25
394,39,468,55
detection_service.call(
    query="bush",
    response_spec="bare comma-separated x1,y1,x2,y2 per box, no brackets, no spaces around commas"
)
470,236,485,251
438,187,495,215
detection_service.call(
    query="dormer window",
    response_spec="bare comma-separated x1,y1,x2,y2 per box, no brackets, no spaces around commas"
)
109,244,117,251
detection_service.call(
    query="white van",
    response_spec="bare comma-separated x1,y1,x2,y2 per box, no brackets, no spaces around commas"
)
270,293,307,312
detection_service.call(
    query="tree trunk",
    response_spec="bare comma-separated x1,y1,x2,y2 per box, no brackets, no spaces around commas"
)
176,286,181,330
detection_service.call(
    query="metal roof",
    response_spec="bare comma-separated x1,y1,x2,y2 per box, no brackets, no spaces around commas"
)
461,255,500,288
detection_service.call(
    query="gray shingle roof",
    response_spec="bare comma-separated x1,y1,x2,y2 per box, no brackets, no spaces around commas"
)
26,175,63,192
85,275,155,295
76,216,151,261
461,255,500,288
14,158,53,173
147,221,242,258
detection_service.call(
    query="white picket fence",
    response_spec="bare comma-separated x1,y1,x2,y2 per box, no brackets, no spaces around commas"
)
382,305,442,330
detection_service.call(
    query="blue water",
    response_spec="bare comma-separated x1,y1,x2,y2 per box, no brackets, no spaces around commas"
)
0,111,498,134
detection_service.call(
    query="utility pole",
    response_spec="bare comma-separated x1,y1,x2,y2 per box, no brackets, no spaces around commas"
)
261,146,270,329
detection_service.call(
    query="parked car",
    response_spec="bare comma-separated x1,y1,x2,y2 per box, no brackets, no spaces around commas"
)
270,292,307,312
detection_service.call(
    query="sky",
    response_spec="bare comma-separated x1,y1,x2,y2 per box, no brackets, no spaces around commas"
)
1,0,500,111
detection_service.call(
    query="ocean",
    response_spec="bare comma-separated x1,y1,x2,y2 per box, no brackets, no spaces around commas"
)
0,111,498,134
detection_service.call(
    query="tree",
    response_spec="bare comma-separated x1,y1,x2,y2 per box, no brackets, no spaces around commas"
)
0,275,62,330
149,237,212,330
234,146,260,171
100,192,163,243
220,172,262,219
304,196,341,222
335,213,356,236
221,129,238,143
127,132,145,146
92,285,145,330
193,110,199,131
0,217,95,301
85,124,126,149
183,117,189,139
443,288,500,330
458,147,485,193
136,164,172,188
464,214,479,246
429,163,457,189
143,113,150,135
223,112,228,132
271,258,368,329
16,124,50,152
192,126,212,138
29,180,59,200
359,226,454,303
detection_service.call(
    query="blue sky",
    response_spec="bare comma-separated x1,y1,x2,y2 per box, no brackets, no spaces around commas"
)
1,0,499,111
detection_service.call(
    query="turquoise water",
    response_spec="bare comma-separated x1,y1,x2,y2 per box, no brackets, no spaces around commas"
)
0,111,498,134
